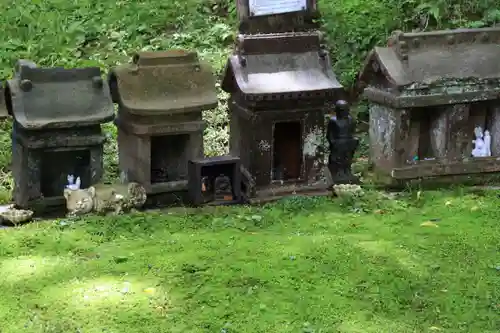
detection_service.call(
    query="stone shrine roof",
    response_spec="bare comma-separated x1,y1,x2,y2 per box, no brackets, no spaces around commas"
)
5,60,114,129
109,51,218,116
221,32,343,99
359,28,500,107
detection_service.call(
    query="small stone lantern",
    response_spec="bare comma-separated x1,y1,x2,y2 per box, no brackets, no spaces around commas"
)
5,60,114,211
108,51,217,203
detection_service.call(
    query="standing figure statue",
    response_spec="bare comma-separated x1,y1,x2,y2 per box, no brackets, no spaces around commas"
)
327,100,359,184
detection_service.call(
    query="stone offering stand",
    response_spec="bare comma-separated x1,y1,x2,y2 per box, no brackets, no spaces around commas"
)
0,0,358,219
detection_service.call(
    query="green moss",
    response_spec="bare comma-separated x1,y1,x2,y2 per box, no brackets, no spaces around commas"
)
1,191,499,331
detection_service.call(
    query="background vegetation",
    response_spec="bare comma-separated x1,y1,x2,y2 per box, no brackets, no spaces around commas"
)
0,0,497,199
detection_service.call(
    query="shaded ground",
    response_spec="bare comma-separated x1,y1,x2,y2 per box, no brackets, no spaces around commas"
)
0,190,498,332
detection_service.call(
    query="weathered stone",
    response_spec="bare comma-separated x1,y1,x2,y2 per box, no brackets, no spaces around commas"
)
6,60,113,211
109,50,217,204
221,31,343,201
360,28,500,182
327,100,359,184
489,104,500,156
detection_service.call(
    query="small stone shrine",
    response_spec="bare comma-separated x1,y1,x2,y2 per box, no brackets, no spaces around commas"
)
360,28,500,182
222,0,344,202
6,60,114,211
109,51,217,203
188,156,242,206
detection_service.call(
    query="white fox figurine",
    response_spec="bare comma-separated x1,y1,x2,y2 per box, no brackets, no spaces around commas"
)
484,130,492,157
472,126,487,157
66,174,81,190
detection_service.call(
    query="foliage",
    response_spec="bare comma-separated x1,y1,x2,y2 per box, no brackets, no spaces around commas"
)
0,189,499,331
321,0,500,87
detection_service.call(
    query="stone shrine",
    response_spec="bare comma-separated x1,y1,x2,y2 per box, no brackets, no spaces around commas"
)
109,51,217,204
360,28,500,182
5,60,114,211
222,0,344,202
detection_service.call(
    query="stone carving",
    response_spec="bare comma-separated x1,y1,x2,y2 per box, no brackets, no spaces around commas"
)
214,174,233,201
472,126,487,157
471,126,493,157
327,100,359,184
63,182,147,217
0,204,33,225
484,130,492,156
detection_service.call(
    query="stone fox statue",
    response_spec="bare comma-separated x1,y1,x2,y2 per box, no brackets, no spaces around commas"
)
63,182,147,217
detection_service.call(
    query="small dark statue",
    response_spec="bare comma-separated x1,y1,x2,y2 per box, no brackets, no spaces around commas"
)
214,174,233,202
200,176,212,203
327,100,359,184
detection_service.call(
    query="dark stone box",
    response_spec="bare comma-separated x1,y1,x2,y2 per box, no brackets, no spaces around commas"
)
188,156,242,206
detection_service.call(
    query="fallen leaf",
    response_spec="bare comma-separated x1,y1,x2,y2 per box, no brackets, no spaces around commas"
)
143,288,155,294
420,221,438,227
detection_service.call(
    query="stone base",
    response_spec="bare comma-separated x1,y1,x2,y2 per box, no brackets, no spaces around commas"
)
368,167,500,190
248,182,331,205
144,191,189,209
25,196,67,217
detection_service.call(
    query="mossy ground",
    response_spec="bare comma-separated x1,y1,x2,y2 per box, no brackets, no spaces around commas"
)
1,190,499,332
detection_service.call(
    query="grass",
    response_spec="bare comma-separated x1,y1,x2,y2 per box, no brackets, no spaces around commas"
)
0,189,499,332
